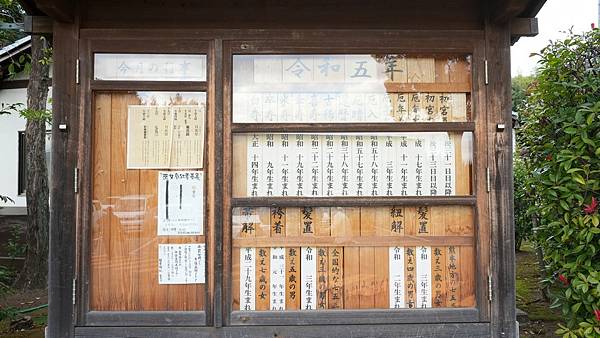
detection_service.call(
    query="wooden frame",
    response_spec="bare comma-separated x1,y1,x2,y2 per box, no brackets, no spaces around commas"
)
73,322,492,337
48,24,515,337
221,38,490,326
228,307,481,325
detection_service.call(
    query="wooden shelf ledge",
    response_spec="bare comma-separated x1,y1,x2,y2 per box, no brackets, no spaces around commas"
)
231,196,476,207
233,235,473,248
232,82,471,93
231,122,474,133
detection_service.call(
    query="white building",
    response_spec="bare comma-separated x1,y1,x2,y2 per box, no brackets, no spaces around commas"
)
0,36,52,217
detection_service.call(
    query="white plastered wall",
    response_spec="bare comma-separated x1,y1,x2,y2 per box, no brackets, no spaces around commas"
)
0,86,52,213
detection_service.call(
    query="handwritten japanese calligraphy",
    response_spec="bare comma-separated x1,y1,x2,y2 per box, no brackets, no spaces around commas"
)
245,133,457,197
328,247,344,309
405,247,416,308
416,246,432,308
389,246,405,308
157,171,204,236
240,248,256,311
95,54,206,81
270,247,286,310
447,246,460,307
301,247,317,309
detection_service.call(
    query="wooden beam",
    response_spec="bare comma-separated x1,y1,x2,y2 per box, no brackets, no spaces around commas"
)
520,0,547,18
510,17,538,44
23,16,53,35
34,0,74,23
232,122,476,134
16,0,45,16
511,17,538,36
0,79,29,89
232,196,477,208
489,0,531,24
75,322,492,338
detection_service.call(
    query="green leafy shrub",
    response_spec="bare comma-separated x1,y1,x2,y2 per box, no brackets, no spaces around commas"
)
514,156,533,250
519,29,600,337
513,75,535,251
512,74,534,113
0,265,15,295
6,224,25,258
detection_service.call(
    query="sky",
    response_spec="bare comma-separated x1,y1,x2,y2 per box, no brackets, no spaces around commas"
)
511,0,598,77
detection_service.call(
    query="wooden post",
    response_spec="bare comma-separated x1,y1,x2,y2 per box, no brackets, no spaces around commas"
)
211,37,224,327
485,16,517,338
48,21,78,338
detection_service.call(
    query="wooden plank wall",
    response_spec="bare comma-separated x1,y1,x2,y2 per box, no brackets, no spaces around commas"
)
232,206,475,310
79,0,483,30
90,92,205,311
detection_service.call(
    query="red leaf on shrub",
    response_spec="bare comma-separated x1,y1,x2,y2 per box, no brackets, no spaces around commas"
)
545,154,552,161
583,197,598,215
558,274,569,286
595,309,600,321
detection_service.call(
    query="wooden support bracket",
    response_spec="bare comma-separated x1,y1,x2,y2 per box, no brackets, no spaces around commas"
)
23,15,53,35
510,17,539,44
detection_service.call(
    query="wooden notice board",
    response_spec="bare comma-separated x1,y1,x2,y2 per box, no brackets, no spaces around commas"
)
229,54,477,312
90,91,207,311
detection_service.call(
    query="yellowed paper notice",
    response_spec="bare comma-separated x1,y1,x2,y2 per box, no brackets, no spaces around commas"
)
127,105,205,169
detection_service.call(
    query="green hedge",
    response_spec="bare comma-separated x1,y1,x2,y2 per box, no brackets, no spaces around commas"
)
519,29,600,337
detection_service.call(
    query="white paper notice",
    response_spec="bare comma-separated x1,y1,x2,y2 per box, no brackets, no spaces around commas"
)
263,134,277,197
413,135,426,196
127,105,205,169
278,134,291,197
270,247,286,310
301,247,317,310
292,134,307,196
157,171,203,236
244,133,456,198
350,135,371,196
337,135,352,196
397,135,410,196
158,243,205,284
383,136,396,196
323,135,336,197
247,134,263,197
443,136,456,196
240,247,256,311
368,135,381,196
416,246,432,308
428,135,440,196
389,246,405,309
308,134,322,196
